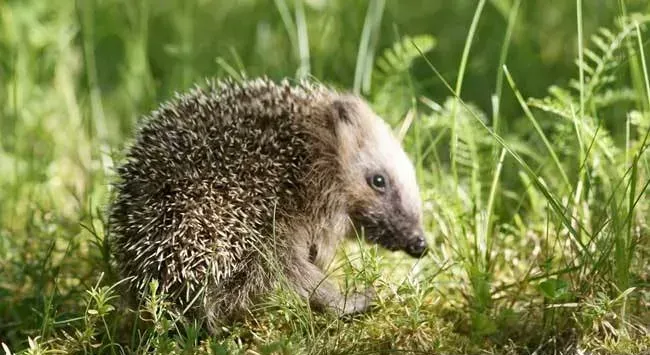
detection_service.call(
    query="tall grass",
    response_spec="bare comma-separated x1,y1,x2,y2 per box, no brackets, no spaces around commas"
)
1,0,649,354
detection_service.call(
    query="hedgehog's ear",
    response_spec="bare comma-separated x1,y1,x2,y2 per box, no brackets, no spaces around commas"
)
331,100,353,125
329,96,363,152
330,95,359,127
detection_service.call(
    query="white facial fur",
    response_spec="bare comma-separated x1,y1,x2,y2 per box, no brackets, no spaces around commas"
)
362,116,421,215
335,96,423,225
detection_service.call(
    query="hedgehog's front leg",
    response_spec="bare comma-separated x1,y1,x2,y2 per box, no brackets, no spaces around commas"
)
289,258,373,316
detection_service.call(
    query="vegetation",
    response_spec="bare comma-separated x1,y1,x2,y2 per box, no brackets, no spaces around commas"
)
1,0,649,353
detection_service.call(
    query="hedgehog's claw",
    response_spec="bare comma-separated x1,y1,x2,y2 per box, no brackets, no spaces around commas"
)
339,287,376,316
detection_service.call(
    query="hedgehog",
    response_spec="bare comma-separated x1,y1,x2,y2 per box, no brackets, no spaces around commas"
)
108,77,427,331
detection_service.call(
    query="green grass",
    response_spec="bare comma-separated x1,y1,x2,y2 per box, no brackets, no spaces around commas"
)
1,0,650,354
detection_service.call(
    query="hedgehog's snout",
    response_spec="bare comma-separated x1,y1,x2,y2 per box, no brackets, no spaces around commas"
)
404,232,428,258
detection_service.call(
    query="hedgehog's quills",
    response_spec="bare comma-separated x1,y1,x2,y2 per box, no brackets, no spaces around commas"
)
108,77,427,332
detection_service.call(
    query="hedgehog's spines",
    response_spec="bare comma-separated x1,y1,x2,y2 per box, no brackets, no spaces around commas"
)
110,77,324,306
108,76,421,331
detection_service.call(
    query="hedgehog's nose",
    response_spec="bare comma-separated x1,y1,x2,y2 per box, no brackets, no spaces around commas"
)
405,233,428,258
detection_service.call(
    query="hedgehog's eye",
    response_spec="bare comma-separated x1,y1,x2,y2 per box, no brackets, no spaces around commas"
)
368,174,387,192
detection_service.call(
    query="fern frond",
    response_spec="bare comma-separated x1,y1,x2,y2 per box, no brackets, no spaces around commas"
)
371,34,436,122
374,35,436,81
575,15,650,107
528,96,619,165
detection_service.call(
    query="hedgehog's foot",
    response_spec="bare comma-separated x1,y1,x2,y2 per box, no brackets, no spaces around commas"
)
290,258,375,316
338,287,376,316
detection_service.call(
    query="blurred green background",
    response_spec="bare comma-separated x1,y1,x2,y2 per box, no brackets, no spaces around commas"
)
3,0,647,144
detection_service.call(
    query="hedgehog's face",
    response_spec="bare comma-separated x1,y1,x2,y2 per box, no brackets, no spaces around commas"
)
350,165,427,258
333,97,428,258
